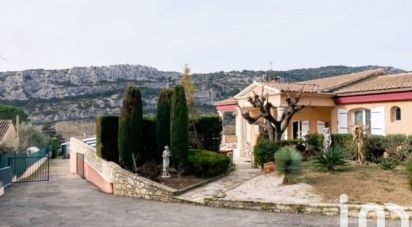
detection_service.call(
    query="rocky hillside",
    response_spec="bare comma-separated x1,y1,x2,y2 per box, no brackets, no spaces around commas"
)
0,64,404,124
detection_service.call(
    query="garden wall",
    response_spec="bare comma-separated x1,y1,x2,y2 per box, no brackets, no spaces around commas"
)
204,198,412,220
69,137,178,201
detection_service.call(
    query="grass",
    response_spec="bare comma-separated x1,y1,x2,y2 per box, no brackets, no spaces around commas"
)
302,160,412,205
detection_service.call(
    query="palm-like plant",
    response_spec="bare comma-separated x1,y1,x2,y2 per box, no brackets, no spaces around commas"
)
275,146,302,184
314,146,347,172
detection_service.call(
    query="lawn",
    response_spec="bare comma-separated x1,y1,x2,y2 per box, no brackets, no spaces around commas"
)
302,161,412,205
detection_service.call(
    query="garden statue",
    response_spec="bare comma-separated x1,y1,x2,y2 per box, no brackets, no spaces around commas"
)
353,126,366,164
161,146,171,178
322,128,332,152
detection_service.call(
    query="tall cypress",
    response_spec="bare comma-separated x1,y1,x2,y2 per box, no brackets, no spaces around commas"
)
118,85,143,171
155,89,173,163
170,85,189,173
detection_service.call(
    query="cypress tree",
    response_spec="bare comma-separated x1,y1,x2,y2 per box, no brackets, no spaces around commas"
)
118,85,143,171
96,116,119,163
170,85,189,173
155,89,173,163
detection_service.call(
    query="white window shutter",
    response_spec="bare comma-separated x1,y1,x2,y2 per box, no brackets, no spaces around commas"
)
302,120,310,137
371,106,386,136
317,120,326,134
337,109,348,134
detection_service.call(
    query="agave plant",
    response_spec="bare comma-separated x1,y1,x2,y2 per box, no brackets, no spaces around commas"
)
314,146,347,172
275,146,302,184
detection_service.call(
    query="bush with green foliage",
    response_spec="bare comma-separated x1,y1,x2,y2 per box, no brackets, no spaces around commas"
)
313,146,347,172
96,116,119,163
305,133,324,152
170,85,189,173
118,85,143,171
0,105,29,124
364,135,386,163
137,161,161,181
190,116,222,152
407,160,412,190
156,89,173,163
253,139,280,168
187,149,230,178
380,159,399,170
18,122,50,151
50,137,60,158
142,118,157,162
385,134,411,161
331,134,356,159
275,146,302,184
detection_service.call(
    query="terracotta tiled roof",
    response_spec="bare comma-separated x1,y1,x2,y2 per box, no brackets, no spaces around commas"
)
214,98,238,106
297,69,386,92
333,72,412,94
0,120,13,142
258,82,320,93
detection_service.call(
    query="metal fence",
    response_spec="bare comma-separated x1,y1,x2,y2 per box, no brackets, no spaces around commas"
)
0,166,12,187
0,147,50,184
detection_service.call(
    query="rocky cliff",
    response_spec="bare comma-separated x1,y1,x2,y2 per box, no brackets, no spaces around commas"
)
0,64,404,124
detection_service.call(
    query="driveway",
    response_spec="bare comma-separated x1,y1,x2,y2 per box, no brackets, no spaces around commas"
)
0,159,400,227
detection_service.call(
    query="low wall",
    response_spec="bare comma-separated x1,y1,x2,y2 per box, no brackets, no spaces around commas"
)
204,198,412,220
69,137,178,201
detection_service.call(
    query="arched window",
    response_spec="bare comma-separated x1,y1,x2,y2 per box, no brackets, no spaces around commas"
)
391,106,401,122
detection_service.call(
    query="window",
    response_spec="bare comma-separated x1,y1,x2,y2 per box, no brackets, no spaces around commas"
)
391,106,401,122
351,109,371,134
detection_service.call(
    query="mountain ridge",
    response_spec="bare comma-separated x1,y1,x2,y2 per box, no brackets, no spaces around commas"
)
0,64,405,124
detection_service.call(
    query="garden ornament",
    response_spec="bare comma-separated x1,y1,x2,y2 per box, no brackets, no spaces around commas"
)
353,126,366,164
161,146,171,178
322,128,332,152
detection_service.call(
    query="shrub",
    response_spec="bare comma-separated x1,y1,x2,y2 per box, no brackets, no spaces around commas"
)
137,161,161,181
96,116,119,163
407,160,412,190
313,147,347,172
118,85,143,171
331,134,356,159
305,133,324,152
380,159,399,170
385,134,411,161
364,135,386,163
142,118,157,163
254,139,280,168
156,89,173,163
187,149,230,178
275,146,302,184
191,116,222,152
170,85,189,173
50,137,60,158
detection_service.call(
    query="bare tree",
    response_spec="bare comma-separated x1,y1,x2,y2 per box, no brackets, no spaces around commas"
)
239,87,309,142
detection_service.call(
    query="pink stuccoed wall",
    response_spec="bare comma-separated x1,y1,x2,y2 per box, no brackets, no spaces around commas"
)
69,137,113,194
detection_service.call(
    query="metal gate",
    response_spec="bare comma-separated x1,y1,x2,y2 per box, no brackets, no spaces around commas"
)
76,153,85,179
8,155,49,183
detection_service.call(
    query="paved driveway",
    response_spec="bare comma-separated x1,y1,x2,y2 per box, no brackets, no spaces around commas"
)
0,160,400,227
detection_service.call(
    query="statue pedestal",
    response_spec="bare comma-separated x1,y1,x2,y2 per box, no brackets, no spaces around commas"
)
161,172,171,178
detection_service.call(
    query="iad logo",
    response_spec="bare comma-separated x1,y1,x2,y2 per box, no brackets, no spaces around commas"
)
339,194,409,227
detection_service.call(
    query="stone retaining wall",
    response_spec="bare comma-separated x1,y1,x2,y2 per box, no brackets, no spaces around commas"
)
70,137,178,202
204,197,412,220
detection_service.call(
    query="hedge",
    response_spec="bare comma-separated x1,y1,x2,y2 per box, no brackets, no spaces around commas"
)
156,89,173,163
187,149,230,178
142,118,157,163
170,85,189,172
118,85,143,170
331,134,356,159
253,138,281,168
96,116,119,163
190,116,222,152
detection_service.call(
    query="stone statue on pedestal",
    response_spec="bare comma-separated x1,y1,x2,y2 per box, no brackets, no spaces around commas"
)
162,146,171,178
322,128,332,152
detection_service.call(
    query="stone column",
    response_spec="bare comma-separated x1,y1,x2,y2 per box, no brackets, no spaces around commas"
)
218,110,225,147
235,108,243,161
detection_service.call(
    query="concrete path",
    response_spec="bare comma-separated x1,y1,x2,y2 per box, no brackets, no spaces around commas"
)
177,162,261,203
0,159,401,226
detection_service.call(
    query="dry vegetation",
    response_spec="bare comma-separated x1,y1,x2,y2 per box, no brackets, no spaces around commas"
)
302,161,412,205
55,120,96,141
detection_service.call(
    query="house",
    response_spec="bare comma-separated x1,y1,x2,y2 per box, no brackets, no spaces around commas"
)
215,69,412,163
0,120,18,149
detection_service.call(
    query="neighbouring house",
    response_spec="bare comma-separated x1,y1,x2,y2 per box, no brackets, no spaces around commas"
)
0,120,19,149
215,69,412,163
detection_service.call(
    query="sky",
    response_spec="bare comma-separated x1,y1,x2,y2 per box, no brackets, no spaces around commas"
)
0,0,411,73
